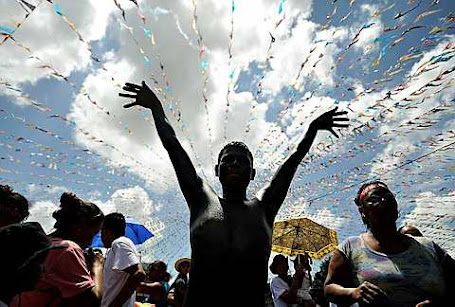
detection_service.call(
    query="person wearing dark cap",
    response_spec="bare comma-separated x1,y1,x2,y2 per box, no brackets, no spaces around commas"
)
11,192,105,307
324,181,454,307
0,184,29,227
0,222,61,306
270,254,306,307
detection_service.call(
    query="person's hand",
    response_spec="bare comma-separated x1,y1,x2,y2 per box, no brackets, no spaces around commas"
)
92,250,104,269
309,107,349,138
119,81,160,109
94,250,104,262
349,281,387,304
416,300,432,307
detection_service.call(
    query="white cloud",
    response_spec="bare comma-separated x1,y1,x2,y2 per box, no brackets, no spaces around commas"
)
95,185,163,221
0,0,116,87
27,185,165,233
65,0,321,188
402,191,455,257
27,200,59,233
4,0,455,263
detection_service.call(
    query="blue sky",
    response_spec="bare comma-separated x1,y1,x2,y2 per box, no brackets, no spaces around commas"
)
1,0,454,273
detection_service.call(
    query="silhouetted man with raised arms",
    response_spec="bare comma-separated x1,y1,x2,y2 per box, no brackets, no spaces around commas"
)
120,81,348,307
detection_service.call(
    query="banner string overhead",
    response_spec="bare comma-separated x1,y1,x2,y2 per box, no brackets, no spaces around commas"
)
1,0,454,262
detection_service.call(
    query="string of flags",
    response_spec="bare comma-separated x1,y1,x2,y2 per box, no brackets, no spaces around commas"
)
1,0,454,231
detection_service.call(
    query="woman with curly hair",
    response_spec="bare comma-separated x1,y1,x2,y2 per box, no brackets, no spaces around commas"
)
0,184,29,227
11,192,104,307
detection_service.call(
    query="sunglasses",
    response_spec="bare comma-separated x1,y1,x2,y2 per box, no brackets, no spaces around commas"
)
363,194,396,208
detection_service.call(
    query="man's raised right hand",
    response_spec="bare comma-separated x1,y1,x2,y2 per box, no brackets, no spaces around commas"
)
119,81,160,109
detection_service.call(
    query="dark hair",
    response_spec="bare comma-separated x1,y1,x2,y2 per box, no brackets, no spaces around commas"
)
217,141,253,164
103,213,126,236
354,180,390,207
0,222,57,294
0,184,30,223
52,192,103,234
270,254,287,275
151,260,167,272
293,252,312,269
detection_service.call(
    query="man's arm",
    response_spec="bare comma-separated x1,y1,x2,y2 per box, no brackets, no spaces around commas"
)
120,81,203,207
258,108,348,218
136,282,166,302
110,264,146,307
279,266,306,304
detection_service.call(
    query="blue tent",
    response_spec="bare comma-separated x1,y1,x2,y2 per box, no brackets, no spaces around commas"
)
91,216,153,247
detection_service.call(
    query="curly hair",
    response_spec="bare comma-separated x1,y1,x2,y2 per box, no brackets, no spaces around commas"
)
217,141,253,164
52,192,103,234
0,184,30,223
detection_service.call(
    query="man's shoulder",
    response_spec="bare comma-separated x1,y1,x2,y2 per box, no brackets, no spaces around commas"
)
270,276,288,288
48,237,83,259
51,237,80,250
112,236,136,250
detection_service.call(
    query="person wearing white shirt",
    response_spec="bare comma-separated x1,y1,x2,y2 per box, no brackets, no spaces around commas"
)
101,213,145,307
291,254,316,307
270,254,307,307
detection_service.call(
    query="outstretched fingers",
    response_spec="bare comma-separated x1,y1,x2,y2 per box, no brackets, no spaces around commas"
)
119,81,147,108
329,127,339,138
122,101,137,108
333,110,348,116
122,84,140,94
125,82,141,89
332,116,349,121
119,93,137,99
332,123,349,128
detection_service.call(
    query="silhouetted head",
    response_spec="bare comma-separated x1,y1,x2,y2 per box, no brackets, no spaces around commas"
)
399,224,423,237
101,212,126,248
0,222,63,303
147,260,168,282
270,254,288,275
0,185,29,227
174,257,191,274
215,141,256,187
52,192,104,248
354,181,398,232
293,252,312,271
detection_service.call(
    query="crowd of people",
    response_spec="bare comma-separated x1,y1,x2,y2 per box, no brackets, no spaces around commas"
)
0,185,191,307
0,80,452,306
270,181,454,307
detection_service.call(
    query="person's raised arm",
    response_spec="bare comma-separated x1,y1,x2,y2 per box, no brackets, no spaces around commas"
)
258,107,348,219
279,265,306,304
119,81,203,207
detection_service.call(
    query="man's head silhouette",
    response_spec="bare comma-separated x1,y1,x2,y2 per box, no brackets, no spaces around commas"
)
215,141,256,188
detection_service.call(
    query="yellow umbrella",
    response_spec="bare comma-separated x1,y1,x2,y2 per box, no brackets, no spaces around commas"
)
271,217,338,259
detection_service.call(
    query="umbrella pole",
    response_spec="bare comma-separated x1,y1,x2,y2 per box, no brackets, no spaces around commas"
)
291,226,300,256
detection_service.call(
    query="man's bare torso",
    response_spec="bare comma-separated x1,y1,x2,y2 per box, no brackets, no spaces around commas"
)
185,182,273,306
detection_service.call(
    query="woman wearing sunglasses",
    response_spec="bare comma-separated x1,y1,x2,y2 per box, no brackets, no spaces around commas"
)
324,181,453,307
